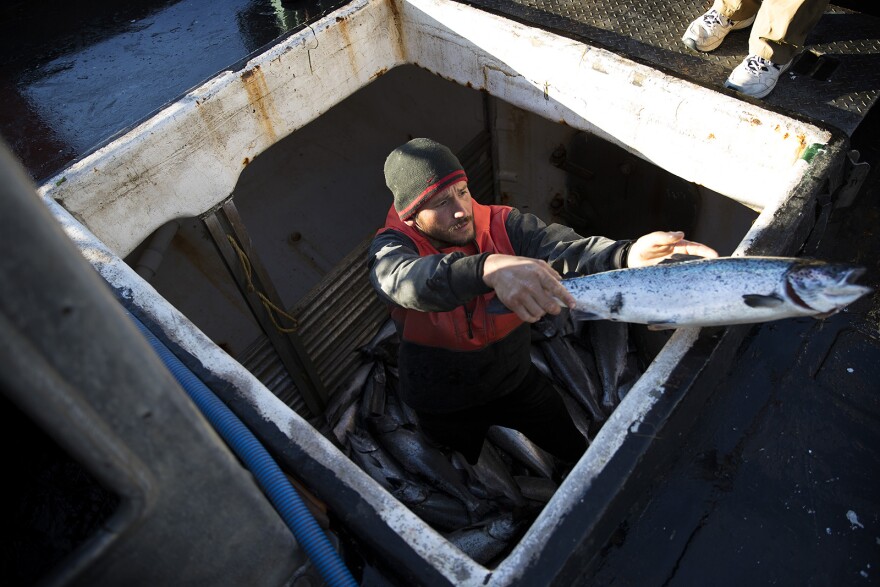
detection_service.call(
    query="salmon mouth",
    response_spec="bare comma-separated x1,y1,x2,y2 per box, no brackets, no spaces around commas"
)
827,266,871,297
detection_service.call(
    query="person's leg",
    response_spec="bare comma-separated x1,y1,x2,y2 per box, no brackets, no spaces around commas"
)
492,366,588,465
714,0,762,21
749,0,829,63
682,0,761,52
726,0,829,97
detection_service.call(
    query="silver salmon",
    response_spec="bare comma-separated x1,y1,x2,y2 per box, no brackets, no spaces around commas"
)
563,256,871,330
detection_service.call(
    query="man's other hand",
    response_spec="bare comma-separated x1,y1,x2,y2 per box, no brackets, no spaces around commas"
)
627,231,718,268
482,254,575,323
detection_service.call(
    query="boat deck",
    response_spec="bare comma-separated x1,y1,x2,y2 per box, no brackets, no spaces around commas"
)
466,0,880,136
1,0,877,584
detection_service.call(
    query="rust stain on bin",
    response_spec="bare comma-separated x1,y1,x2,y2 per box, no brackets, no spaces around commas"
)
386,0,407,61
773,124,791,140
795,134,808,158
336,18,360,76
241,65,278,143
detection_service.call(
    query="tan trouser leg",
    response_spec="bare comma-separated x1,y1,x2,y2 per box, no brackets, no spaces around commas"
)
749,0,830,63
712,0,761,21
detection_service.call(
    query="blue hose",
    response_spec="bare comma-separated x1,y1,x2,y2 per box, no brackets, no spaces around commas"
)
128,311,358,587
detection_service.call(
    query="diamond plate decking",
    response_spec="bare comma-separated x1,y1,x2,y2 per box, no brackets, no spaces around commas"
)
461,0,880,135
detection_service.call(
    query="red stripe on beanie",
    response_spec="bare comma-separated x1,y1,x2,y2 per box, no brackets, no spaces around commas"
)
398,169,468,220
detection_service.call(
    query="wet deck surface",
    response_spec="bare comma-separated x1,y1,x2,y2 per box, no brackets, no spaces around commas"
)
1,0,877,584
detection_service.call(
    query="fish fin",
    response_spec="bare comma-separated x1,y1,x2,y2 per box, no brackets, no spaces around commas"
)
742,293,784,308
658,253,706,265
647,321,677,331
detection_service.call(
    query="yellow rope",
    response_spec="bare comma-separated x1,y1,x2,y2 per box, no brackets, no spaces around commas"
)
226,234,299,333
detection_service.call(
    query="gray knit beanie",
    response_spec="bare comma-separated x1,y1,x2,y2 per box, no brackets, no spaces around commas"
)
384,138,468,220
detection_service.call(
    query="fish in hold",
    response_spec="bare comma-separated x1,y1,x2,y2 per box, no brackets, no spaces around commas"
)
324,362,373,428
562,256,872,330
452,443,528,507
444,513,528,566
558,392,593,441
538,335,605,421
513,475,558,504
486,426,557,480
331,401,359,446
586,320,635,412
346,428,408,491
375,422,492,521
387,478,473,532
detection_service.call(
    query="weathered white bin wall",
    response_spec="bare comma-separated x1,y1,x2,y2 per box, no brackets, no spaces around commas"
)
400,0,833,211
39,0,833,257
44,196,493,586
38,0,406,257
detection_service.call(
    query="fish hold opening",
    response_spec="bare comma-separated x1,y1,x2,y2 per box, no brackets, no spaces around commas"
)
122,62,761,572
313,133,758,566
321,311,655,567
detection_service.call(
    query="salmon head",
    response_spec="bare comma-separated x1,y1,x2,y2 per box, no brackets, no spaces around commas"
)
786,261,872,315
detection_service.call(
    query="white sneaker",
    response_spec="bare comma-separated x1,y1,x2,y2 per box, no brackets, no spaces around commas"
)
724,55,792,98
681,9,756,52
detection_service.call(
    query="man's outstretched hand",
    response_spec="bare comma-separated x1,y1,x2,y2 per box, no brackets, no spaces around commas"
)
482,254,575,323
482,233,717,323
627,231,718,268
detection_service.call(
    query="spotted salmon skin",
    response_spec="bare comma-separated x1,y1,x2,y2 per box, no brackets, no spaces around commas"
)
562,256,872,330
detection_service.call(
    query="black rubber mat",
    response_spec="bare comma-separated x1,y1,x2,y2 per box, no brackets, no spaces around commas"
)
460,0,880,136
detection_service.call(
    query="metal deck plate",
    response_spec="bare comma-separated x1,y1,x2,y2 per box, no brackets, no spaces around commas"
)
461,0,880,136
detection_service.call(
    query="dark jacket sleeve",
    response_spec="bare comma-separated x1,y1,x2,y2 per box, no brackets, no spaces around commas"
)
505,208,632,277
368,230,492,312
368,210,632,311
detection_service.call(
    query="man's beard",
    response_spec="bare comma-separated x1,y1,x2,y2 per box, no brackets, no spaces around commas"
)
422,217,475,247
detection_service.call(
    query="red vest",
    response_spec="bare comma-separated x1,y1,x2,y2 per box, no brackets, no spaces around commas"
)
381,201,524,351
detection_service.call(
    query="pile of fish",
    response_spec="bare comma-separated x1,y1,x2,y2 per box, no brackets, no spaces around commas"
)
321,314,643,566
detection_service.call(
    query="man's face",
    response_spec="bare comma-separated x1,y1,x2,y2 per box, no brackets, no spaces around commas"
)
407,181,475,247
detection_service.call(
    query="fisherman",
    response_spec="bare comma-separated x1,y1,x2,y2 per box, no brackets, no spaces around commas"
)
368,138,717,466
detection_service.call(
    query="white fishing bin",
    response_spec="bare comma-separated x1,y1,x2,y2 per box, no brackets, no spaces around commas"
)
36,0,855,584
